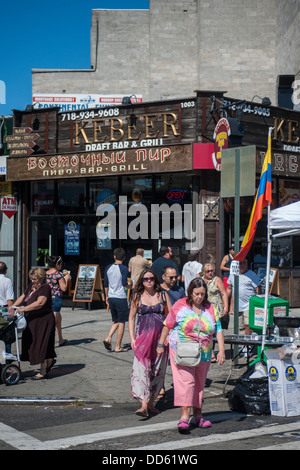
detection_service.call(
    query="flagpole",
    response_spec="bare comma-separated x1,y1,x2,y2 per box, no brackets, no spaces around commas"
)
261,202,271,355
261,127,274,358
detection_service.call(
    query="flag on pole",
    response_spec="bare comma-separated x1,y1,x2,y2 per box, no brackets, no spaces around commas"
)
234,129,272,261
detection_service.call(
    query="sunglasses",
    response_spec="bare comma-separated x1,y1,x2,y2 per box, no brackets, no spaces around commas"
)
166,276,177,280
206,270,213,273
143,276,155,282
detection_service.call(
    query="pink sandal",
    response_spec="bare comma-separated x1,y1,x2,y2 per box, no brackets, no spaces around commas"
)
190,417,212,428
177,419,190,431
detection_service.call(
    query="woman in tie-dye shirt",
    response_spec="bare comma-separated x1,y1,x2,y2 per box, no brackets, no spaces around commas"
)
157,278,225,432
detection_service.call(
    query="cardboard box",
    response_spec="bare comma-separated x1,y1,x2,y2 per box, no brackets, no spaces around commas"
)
266,348,300,417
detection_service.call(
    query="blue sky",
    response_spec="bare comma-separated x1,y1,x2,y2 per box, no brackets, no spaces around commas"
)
0,1,149,116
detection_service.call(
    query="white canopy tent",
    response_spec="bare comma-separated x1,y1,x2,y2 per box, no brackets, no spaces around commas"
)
261,201,300,352
270,200,300,236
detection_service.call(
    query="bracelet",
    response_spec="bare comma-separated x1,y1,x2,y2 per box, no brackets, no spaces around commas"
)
158,343,164,348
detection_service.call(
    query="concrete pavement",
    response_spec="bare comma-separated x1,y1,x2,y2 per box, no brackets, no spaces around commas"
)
1,305,299,405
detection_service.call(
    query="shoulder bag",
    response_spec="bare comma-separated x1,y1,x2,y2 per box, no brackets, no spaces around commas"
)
175,310,202,367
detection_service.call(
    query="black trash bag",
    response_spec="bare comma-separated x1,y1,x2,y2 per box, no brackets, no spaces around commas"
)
228,363,270,415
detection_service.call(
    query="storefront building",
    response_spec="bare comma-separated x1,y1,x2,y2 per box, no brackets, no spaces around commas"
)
5,91,300,305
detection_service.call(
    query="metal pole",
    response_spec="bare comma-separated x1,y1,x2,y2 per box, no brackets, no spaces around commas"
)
261,203,271,356
234,148,240,365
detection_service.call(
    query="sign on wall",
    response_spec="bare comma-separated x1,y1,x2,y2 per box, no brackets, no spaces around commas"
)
6,144,193,181
212,118,230,171
1,196,17,218
32,94,143,111
5,100,197,169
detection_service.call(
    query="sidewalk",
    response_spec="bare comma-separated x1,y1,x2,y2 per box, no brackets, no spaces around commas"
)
1,306,299,404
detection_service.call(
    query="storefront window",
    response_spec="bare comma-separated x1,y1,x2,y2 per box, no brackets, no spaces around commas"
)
57,180,85,214
28,173,196,285
31,181,55,215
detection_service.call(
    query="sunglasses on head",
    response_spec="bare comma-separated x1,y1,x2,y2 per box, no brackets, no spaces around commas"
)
143,276,155,282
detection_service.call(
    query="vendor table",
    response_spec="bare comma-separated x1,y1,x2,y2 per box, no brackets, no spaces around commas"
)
214,334,294,397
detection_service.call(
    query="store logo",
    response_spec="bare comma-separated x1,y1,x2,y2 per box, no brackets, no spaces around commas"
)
269,366,279,382
96,196,204,250
0,80,6,104
212,118,230,171
285,366,297,382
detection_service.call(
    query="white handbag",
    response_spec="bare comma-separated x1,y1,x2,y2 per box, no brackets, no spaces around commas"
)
175,311,202,367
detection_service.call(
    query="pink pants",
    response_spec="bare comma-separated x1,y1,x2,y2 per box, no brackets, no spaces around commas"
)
170,347,211,408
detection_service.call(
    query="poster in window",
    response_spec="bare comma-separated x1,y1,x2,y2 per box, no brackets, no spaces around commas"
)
96,222,111,250
64,221,80,255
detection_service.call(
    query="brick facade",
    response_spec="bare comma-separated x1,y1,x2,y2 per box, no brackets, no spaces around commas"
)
32,0,298,107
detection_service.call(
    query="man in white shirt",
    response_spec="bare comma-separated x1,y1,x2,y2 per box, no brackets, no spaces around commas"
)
0,262,14,354
181,248,203,294
103,248,130,352
227,259,261,335
0,262,14,308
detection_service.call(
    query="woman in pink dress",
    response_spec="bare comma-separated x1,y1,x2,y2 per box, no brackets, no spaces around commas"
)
157,278,225,432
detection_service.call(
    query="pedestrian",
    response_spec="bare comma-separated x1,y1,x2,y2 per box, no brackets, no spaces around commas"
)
129,268,172,417
0,261,14,310
13,267,56,380
220,244,235,289
46,256,71,346
128,248,151,286
0,261,14,353
157,278,225,432
103,247,130,353
226,258,261,336
181,248,203,294
202,263,228,325
202,263,228,362
151,246,179,283
161,266,185,306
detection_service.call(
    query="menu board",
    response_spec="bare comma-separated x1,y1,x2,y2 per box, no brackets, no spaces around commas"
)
73,265,102,303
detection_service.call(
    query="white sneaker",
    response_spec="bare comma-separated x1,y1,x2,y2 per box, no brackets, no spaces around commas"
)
5,352,17,361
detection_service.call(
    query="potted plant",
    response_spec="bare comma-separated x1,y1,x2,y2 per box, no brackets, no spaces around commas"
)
36,248,49,267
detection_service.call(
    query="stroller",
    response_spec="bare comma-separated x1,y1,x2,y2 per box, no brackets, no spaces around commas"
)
0,308,26,386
